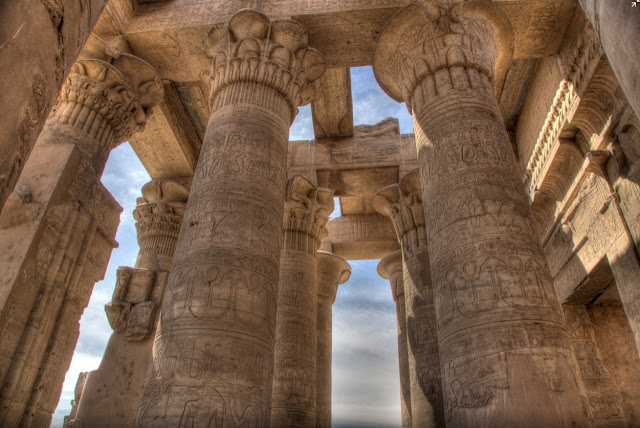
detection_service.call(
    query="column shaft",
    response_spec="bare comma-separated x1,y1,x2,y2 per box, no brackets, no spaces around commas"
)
137,11,325,426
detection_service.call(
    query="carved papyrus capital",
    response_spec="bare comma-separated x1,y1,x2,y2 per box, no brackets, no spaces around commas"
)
283,175,334,252
203,9,326,119
49,35,164,153
373,170,427,252
373,1,513,111
317,251,351,303
377,249,404,301
105,267,158,341
133,179,190,269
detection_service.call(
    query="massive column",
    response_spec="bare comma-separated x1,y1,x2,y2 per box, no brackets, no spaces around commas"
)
374,170,444,427
377,250,412,428
315,251,351,428
373,2,593,426
137,10,325,427
577,0,640,120
271,176,333,426
0,34,163,427
0,0,107,211
70,178,190,427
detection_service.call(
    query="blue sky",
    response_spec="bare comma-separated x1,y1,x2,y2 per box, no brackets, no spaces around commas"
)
52,67,414,427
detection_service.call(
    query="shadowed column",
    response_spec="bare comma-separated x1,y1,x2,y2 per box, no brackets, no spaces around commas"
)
315,251,351,428
136,9,325,427
0,34,163,428
378,249,412,428
70,178,190,427
375,171,444,427
373,2,593,426
271,176,333,427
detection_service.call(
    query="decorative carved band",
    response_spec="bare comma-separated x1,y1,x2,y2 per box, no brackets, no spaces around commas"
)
374,170,427,253
203,9,326,120
524,25,602,197
283,175,334,253
373,1,513,111
49,35,164,152
133,179,190,259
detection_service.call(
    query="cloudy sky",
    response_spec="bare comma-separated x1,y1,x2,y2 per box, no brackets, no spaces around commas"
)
52,66,414,427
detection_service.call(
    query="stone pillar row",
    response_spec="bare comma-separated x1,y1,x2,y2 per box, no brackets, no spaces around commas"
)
137,10,325,427
67,178,190,428
373,2,593,426
271,175,333,426
0,34,163,428
375,170,444,427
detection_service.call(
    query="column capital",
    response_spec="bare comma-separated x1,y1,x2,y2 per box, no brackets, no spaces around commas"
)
373,0,513,111
133,178,191,271
373,169,427,252
377,249,404,301
204,9,326,119
317,251,351,303
50,35,164,150
284,175,334,249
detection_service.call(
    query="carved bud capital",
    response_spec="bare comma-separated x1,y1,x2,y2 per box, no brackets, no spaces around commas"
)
373,1,513,110
283,175,334,250
373,170,427,252
317,251,351,303
377,249,404,301
50,34,164,151
203,9,326,118
133,179,191,268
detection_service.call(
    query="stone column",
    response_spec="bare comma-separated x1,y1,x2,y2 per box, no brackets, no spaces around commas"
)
374,170,444,427
0,35,163,428
377,250,412,428
271,176,333,427
373,3,592,426
578,0,640,120
69,178,190,427
137,10,325,427
0,0,107,211
315,251,351,428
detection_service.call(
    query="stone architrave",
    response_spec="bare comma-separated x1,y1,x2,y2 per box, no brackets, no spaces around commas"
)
0,35,163,428
69,178,190,427
373,3,593,426
136,10,325,427
0,0,107,212
377,249,412,428
271,175,334,426
374,171,444,427
315,251,351,428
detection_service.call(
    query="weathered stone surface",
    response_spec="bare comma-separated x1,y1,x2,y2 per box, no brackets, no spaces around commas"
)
315,251,351,428
311,68,353,139
0,0,108,213
378,250,411,428
373,3,593,426
374,170,444,427
68,178,189,427
0,35,163,428
137,10,325,427
271,176,333,426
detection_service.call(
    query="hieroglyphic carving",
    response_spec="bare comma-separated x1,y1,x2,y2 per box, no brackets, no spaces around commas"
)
271,176,333,426
315,251,350,428
374,169,444,426
138,10,325,427
373,3,591,425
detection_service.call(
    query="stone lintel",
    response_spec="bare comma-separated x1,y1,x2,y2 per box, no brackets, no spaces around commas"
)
324,214,399,260
311,68,353,139
120,1,576,82
129,83,202,178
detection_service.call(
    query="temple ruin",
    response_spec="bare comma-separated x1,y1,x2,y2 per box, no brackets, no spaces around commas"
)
0,0,639,426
